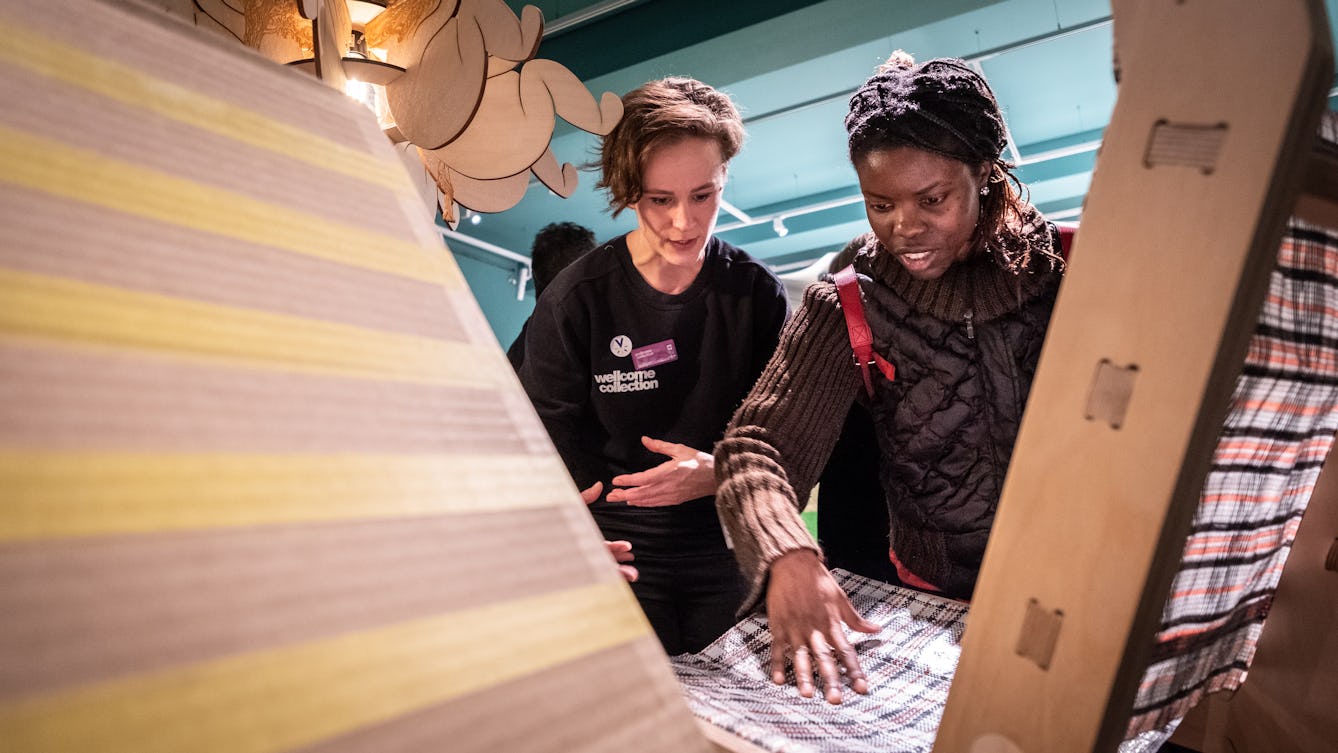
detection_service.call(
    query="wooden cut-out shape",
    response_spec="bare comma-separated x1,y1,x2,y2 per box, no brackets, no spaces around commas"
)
380,0,540,150
442,165,529,213
288,56,406,85
535,58,624,135
194,0,244,42
312,0,350,90
1015,598,1064,671
386,13,487,149
431,60,622,181
354,0,620,214
530,147,579,198
243,0,316,66
936,0,1331,750
1085,359,1139,429
475,0,542,73
1144,120,1230,174
365,0,461,64
429,70,546,178
969,733,1027,753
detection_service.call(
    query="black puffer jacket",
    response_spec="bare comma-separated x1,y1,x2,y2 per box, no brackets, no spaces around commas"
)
715,227,1064,608
856,240,1061,598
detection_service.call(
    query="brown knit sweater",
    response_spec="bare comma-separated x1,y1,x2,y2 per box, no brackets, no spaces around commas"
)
715,225,1063,611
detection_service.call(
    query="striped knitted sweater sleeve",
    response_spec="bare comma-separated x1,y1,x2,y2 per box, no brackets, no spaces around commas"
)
714,280,866,612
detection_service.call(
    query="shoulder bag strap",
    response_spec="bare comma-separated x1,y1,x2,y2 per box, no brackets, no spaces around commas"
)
833,265,895,397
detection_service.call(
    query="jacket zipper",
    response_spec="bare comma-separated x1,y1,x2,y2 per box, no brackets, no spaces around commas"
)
964,309,975,340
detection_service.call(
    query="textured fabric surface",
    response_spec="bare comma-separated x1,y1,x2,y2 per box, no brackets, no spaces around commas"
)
674,570,1177,753
1129,217,1338,735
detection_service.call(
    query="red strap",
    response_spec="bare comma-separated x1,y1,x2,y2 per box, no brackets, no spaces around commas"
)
833,265,895,397
888,547,940,593
1055,222,1077,261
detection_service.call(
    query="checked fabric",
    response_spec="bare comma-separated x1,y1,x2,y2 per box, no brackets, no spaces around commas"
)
673,570,1178,753
1128,216,1338,736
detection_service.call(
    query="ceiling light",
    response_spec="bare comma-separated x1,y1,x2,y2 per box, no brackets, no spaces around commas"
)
772,216,789,237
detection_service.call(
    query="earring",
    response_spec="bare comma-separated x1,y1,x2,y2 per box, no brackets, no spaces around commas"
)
979,185,990,196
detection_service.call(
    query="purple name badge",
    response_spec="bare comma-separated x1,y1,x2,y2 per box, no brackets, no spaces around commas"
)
631,339,678,369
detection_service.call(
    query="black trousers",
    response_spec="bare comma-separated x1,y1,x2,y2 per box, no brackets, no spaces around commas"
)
629,549,745,655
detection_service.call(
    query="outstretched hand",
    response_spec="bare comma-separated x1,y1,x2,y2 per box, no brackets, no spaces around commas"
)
766,549,880,704
580,481,637,582
605,436,716,507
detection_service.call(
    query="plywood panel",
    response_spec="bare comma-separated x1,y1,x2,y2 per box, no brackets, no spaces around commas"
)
935,1,1333,751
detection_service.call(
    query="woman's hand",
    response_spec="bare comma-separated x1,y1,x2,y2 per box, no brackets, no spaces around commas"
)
766,549,880,704
580,481,638,582
605,436,716,507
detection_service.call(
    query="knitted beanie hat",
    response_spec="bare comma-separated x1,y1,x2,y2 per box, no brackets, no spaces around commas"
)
845,51,1007,164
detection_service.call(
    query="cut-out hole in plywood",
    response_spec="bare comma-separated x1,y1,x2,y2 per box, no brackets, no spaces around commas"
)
1015,598,1064,671
1084,359,1139,430
1144,120,1229,174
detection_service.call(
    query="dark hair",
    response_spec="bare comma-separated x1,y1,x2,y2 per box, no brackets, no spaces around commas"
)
845,51,1059,273
596,77,745,216
531,222,596,297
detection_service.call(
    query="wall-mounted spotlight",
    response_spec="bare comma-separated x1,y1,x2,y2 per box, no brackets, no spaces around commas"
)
772,216,789,238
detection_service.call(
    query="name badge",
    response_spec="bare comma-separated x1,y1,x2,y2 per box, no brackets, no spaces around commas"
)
631,339,678,369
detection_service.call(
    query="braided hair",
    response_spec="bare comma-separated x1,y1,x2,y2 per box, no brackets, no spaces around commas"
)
846,52,1062,273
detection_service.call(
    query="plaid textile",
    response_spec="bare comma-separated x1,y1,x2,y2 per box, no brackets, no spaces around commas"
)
1128,218,1338,735
674,570,1176,753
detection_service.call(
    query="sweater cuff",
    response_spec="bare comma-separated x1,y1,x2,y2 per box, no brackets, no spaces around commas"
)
717,474,822,615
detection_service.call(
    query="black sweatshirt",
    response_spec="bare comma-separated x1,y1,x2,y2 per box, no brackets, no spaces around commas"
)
517,234,787,556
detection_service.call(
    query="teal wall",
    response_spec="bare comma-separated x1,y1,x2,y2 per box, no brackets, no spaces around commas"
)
452,251,534,352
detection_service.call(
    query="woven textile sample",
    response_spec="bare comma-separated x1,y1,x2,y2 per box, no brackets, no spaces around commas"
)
1128,217,1338,735
674,570,1177,753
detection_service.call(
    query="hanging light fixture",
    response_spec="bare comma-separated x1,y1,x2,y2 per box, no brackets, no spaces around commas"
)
194,0,621,230
772,216,789,238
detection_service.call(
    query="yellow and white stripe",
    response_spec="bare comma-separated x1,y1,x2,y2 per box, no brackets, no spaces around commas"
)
0,451,574,541
0,128,457,288
0,270,492,385
0,16,407,192
0,582,650,753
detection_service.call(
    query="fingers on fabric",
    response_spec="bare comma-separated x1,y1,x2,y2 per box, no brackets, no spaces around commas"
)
834,639,869,695
769,639,791,686
765,553,875,703
774,636,867,703
810,638,844,704
790,645,816,698
617,564,639,582
840,597,880,635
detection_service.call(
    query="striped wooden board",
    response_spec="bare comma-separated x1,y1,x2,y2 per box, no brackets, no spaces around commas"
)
0,2,708,751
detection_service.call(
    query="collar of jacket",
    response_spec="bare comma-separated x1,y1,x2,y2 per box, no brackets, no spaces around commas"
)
860,222,1061,324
